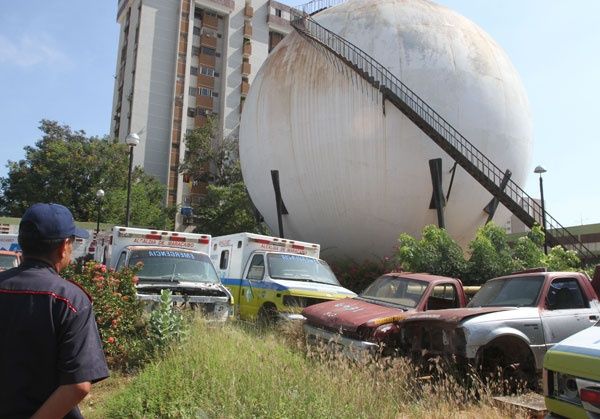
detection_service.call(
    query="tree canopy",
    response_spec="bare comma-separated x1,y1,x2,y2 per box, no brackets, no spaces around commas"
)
0,120,174,229
395,223,582,284
180,117,267,236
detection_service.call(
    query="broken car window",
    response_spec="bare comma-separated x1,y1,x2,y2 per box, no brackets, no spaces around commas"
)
467,275,545,308
361,276,428,309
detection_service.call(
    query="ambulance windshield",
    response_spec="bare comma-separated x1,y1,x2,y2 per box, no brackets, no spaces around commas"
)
130,249,220,284
267,253,340,286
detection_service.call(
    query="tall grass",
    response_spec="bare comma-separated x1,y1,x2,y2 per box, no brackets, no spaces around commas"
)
92,319,525,418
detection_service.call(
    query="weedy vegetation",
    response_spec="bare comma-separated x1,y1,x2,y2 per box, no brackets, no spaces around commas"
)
82,319,530,418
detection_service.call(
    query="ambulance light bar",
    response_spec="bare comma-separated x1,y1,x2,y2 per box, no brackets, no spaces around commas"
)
117,228,209,244
249,237,318,250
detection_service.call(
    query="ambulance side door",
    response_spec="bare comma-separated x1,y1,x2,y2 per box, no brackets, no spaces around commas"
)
216,245,237,301
239,252,266,319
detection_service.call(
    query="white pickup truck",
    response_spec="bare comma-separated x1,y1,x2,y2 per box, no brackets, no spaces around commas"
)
402,268,600,387
95,226,233,320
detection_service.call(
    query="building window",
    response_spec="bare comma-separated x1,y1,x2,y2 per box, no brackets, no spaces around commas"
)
189,87,198,96
192,46,201,56
199,87,212,96
187,107,196,117
275,8,282,17
197,107,211,116
193,26,201,36
212,91,219,98
201,46,215,56
200,66,214,77
190,66,198,75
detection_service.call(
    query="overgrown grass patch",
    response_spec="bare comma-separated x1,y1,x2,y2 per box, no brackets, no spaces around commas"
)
94,319,527,418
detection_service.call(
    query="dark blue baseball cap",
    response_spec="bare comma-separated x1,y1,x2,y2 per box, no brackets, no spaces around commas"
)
20,203,89,240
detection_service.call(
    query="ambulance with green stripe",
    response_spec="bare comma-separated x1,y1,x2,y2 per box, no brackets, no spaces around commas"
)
543,321,600,418
211,233,356,321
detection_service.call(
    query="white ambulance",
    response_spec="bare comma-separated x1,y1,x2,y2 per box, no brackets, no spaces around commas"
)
95,226,233,320
210,232,356,322
0,233,20,252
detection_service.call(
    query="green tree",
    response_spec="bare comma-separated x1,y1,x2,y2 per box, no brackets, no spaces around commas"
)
190,182,268,236
395,225,466,278
0,120,174,228
101,168,176,229
180,117,265,235
545,246,580,271
464,223,515,283
179,116,241,186
512,225,546,270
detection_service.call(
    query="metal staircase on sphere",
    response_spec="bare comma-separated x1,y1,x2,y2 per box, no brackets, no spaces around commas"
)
288,0,596,262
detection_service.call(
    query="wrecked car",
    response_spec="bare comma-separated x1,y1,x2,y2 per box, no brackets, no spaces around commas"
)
127,247,234,321
0,250,21,272
302,272,467,358
401,268,600,385
543,319,600,418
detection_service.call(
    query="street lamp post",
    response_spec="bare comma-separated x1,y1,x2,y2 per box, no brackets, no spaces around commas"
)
95,189,105,235
534,165,548,255
125,133,140,227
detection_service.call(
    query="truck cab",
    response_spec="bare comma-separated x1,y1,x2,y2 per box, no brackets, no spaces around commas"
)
96,226,233,321
211,233,356,322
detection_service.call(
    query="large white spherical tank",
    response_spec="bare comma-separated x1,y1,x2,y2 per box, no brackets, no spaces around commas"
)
240,0,532,259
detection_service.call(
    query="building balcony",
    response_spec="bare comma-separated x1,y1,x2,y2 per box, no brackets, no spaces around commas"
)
199,53,216,67
267,14,291,32
204,14,219,29
243,21,253,38
196,0,234,15
243,41,252,57
197,74,215,89
241,61,251,77
197,95,213,108
241,80,250,97
200,34,217,48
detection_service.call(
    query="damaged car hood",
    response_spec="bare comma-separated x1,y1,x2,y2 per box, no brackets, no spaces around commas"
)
403,307,514,326
303,298,409,332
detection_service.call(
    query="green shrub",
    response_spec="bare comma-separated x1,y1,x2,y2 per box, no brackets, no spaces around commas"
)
148,289,188,352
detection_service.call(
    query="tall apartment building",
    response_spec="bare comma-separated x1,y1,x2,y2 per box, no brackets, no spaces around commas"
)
110,0,292,224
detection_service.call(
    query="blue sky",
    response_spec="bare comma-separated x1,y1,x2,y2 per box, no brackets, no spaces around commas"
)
0,1,598,227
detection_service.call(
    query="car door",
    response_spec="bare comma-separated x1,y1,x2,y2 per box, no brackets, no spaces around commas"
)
540,277,598,348
239,253,265,319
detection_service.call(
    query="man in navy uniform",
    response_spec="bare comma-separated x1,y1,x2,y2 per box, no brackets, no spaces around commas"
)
0,203,109,418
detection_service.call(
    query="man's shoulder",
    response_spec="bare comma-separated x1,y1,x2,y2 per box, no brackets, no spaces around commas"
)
1,263,92,312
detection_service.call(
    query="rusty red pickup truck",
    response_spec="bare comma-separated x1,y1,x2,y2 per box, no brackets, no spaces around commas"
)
302,272,468,358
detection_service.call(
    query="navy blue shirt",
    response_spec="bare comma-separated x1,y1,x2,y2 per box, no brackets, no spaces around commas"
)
0,259,109,419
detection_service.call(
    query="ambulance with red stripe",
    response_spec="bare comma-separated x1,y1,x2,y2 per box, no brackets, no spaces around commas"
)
95,226,233,320
211,233,355,322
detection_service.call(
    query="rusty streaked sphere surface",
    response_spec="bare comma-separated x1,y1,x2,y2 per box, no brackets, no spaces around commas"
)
240,0,532,259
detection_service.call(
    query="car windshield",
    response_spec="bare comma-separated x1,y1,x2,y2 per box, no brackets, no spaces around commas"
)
129,249,220,284
468,275,545,307
267,253,340,285
360,275,428,309
0,254,18,270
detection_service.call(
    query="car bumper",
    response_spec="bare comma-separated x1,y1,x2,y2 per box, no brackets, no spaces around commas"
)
303,323,379,360
544,397,589,419
138,294,233,321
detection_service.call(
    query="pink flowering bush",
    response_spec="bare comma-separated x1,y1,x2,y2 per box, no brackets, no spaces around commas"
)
62,261,151,371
